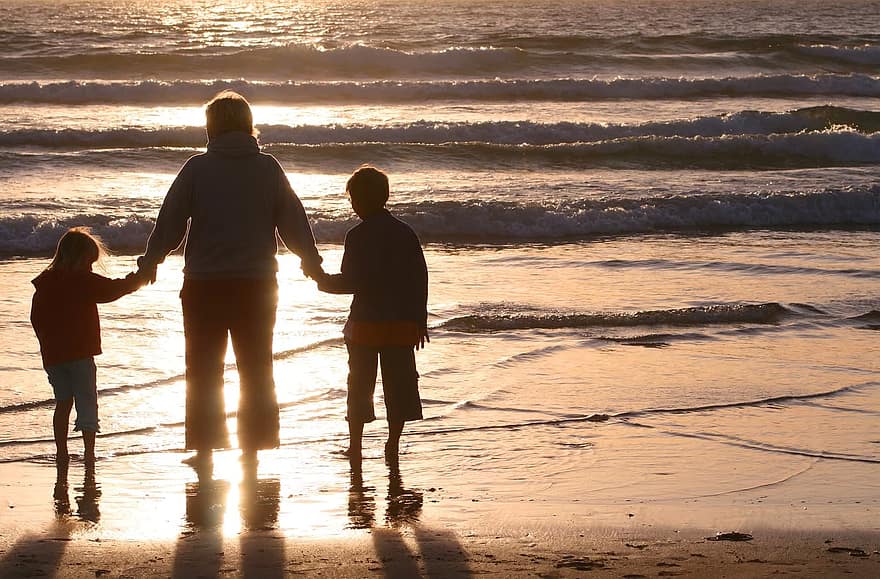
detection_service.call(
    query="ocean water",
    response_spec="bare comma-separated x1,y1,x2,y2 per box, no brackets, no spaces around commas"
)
0,0,878,537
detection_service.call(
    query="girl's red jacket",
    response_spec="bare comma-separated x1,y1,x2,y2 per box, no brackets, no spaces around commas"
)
30,269,141,367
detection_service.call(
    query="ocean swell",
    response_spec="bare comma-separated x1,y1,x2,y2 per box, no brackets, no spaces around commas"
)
2,106,877,149
441,303,793,332
1,75,877,104
2,187,878,253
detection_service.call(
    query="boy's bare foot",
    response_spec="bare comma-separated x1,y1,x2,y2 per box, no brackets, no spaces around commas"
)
384,442,399,464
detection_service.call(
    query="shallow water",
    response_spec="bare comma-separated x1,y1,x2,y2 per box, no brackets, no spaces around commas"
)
0,0,878,539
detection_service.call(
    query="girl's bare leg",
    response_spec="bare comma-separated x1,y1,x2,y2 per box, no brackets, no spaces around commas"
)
53,399,73,462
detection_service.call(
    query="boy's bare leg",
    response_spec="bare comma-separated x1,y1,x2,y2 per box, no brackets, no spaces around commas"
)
53,399,73,462
82,430,96,465
346,421,364,458
385,419,404,463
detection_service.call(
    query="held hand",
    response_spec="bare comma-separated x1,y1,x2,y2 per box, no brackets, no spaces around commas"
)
138,266,157,285
126,270,150,288
301,259,325,280
416,327,430,351
136,256,157,284
313,271,332,292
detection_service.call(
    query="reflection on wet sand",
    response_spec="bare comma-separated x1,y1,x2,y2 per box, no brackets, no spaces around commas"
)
164,455,471,578
386,461,423,526
171,466,228,579
74,465,101,524
347,460,376,529
348,457,472,578
53,459,101,523
239,460,284,579
0,458,100,578
172,459,285,579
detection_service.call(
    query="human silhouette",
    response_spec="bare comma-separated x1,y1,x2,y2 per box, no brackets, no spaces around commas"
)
137,91,323,469
315,166,429,463
31,227,145,465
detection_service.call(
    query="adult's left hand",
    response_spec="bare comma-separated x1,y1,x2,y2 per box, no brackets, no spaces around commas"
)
136,256,157,284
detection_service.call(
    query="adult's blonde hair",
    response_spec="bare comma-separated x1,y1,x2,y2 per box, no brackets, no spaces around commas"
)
205,90,259,139
46,227,107,272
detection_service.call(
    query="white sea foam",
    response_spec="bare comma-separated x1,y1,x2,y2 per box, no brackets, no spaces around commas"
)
4,37,879,80
1,75,878,105
1,107,876,152
796,43,880,66
2,187,877,254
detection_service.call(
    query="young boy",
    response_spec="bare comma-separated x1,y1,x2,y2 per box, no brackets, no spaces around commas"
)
316,166,429,463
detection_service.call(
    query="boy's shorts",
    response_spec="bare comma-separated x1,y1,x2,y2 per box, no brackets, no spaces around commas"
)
46,357,99,432
346,343,422,424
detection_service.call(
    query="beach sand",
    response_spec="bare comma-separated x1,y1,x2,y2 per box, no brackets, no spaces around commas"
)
2,525,879,578
1,452,878,578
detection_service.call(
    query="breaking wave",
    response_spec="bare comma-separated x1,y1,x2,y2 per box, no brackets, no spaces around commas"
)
1,186,878,253
441,303,794,332
1,75,878,104
2,106,878,148
2,35,879,79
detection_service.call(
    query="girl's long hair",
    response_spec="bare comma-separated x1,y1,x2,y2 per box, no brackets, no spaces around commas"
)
46,227,108,272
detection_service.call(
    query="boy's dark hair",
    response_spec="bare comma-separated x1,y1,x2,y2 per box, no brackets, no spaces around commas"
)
205,90,258,139
346,166,389,212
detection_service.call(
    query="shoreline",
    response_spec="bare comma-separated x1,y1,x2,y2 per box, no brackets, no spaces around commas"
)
1,458,879,577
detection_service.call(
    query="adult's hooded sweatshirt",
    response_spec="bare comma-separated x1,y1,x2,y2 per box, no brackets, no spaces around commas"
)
139,131,322,278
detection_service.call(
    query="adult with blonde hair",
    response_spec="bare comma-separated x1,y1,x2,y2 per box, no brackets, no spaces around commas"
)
138,91,323,468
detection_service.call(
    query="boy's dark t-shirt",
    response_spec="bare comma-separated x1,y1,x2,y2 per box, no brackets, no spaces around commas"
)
31,269,141,367
320,209,427,346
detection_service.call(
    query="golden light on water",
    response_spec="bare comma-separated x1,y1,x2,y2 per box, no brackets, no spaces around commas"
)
251,105,353,127
129,105,357,132
126,106,205,128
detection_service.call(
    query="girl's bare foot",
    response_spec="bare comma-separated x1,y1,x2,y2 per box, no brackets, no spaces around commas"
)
182,450,212,469
333,447,362,460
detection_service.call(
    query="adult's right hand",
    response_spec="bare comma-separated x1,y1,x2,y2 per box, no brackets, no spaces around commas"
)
416,327,430,351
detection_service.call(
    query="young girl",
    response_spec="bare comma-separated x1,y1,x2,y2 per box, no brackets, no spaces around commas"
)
30,227,145,464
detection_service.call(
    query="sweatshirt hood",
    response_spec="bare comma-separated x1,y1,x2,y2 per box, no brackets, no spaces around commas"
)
32,268,87,288
32,269,59,289
206,131,260,158
32,270,47,288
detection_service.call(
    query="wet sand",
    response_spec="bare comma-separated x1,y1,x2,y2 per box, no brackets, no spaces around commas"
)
0,454,878,578
2,527,880,578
